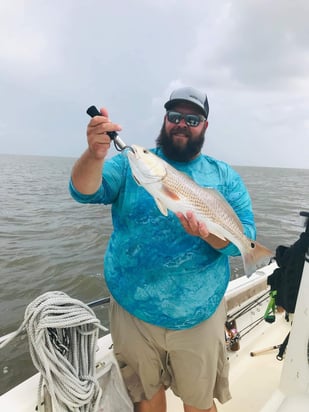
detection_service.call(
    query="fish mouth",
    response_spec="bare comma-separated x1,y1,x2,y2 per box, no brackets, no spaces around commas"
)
127,145,135,153
125,145,136,156
127,145,151,159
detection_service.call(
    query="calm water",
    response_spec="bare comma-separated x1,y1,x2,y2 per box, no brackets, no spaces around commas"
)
0,153,308,394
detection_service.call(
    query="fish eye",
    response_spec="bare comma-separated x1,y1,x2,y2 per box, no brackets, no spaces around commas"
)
143,149,149,154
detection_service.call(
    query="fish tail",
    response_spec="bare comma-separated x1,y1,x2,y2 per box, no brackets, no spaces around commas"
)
243,241,274,277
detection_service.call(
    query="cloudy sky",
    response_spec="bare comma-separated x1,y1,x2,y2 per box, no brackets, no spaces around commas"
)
0,0,308,168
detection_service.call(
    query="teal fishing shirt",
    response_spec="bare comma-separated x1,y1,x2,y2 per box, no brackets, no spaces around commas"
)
69,148,256,330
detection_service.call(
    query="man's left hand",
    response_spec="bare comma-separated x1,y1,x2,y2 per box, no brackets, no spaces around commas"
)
176,211,230,249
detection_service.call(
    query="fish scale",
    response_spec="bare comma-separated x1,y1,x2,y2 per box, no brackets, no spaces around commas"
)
162,164,243,240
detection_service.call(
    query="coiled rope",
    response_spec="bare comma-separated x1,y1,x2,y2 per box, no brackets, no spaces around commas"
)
1,291,108,411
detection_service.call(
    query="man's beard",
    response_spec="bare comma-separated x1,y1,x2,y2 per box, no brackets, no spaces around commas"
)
155,123,205,162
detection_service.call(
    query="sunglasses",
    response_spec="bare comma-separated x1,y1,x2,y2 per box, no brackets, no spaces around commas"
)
166,111,206,127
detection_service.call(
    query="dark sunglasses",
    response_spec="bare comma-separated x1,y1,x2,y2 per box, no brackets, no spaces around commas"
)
166,111,206,127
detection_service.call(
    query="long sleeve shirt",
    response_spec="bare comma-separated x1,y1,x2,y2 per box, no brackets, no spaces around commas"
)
69,148,256,330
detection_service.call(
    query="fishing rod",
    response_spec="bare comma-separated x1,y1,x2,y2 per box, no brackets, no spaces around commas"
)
86,105,129,152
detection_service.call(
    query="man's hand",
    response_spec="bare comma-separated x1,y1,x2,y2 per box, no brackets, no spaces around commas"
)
176,211,230,249
176,211,210,239
71,107,122,194
87,107,122,160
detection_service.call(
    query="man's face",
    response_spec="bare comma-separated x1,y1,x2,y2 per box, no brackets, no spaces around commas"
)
157,103,208,162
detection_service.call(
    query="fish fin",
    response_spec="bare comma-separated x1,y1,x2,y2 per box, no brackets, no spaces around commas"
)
154,198,168,216
211,232,228,241
207,222,228,241
162,184,180,200
242,241,274,277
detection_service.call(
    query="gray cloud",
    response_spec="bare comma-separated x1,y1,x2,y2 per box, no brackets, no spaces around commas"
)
0,0,308,168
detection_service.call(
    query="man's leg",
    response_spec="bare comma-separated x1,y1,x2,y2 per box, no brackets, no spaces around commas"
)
167,302,230,411
134,385,166,412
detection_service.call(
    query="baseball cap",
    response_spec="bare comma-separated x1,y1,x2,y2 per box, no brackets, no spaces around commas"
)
164,86,209,119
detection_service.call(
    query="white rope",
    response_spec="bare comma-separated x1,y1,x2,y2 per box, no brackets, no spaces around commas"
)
1,291,108,412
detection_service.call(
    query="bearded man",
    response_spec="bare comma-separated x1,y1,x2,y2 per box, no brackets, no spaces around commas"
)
70,86,256,412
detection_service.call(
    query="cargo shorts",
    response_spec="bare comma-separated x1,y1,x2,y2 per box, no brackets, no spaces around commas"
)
109,298,231,409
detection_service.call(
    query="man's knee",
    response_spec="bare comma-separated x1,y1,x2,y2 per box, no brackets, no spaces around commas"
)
134,386,166,412
184,399,217,412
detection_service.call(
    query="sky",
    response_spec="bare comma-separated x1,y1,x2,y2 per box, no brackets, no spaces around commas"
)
0,0,308,168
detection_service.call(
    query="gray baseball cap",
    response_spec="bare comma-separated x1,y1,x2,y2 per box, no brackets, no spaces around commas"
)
164,86,209,119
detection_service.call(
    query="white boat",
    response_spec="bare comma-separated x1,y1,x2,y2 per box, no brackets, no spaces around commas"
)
1,212,308,412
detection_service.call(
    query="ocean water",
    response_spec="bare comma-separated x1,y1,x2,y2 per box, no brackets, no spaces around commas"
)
0,153,308,395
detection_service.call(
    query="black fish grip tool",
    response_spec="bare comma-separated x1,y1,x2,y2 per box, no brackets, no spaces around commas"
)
86,105,128,152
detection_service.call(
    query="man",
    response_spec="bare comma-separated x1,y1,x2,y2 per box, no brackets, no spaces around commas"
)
70,86,256,412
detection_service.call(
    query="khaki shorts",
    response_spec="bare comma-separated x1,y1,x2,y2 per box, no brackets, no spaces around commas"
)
109,298,231,409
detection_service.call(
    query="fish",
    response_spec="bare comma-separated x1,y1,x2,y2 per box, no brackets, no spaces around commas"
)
127,144,273,277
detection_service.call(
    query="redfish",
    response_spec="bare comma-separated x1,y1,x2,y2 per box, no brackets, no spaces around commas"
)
127,145,273,276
